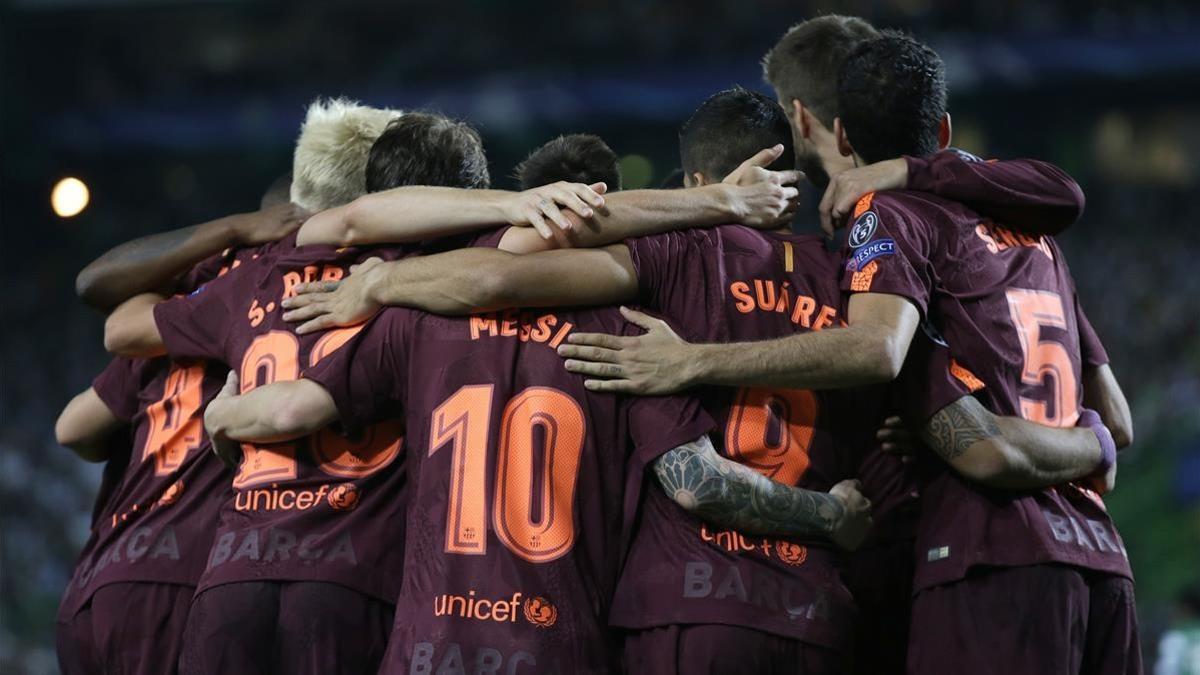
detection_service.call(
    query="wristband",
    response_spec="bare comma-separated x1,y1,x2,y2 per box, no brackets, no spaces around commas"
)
1078,408,1116,474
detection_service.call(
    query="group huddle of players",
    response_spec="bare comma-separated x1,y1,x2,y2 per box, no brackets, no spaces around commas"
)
54,14,1141,675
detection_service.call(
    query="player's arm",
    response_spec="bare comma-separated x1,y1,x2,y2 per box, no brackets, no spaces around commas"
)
652,435,872,549
76,204,308,311
1083,364,1133,449
1075,303,1133,448
818,152,1085,236
54,388,123,462
280,245,639,333
920,396,1116,491
103,293,167,357
561,293,919,395
204,373,337,444
295,182,607,247
498,145,801,254
297,146,798,251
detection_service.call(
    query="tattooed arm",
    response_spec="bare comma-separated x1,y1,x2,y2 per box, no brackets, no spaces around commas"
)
920,396,1114,491
76,204,307,311
652,435,873,550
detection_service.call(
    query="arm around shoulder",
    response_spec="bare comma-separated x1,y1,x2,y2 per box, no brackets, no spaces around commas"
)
103,293,167,357
55,388,123,462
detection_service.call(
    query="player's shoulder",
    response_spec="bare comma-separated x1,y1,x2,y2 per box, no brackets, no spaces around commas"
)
631,223,767,252
778,232,840,271
851,189,973,242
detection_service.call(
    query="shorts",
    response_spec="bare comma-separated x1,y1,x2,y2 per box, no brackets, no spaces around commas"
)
907,564,1141,675
178,580,394,675
56,581,194,675
623,624,845,675
844,538,914,675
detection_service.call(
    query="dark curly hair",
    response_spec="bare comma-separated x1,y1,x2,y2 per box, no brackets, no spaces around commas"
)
515,134,621,190
837,32,947,164
679,86,794,181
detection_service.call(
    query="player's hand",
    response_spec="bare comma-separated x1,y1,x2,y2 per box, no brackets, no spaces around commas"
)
818,158,907,236
1078,408,1118,495
1086,460,1118,496
231,202,311,245
876,415,917,463
204,371,244,471
504,181,608,239
281,257,386,334
559,307,696,395
722,145,803,229
828,479,873,551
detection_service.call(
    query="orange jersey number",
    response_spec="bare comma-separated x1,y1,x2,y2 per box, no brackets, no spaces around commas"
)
431,385,585,563
308,328,403,478
725,387,818,485
1005,289,1079,426
142,363,206,475
233,331,301,488
233,328,402,488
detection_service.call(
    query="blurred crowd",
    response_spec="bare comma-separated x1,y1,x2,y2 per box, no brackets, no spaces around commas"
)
3,0,1199,673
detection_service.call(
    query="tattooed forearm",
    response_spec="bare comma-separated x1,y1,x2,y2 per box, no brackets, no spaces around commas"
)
920,396,1000,461
652,435,844,538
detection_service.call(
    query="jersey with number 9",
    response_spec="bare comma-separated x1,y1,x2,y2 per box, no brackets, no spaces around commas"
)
608,225,893,652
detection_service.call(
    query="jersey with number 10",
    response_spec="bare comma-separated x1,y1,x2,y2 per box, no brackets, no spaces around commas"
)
840,189,1131,592
151,233,409,603
303,304,713,675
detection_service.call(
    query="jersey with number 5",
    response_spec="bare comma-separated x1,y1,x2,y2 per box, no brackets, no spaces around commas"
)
152,233,410,603
303,305,713,675
839,190,1131,591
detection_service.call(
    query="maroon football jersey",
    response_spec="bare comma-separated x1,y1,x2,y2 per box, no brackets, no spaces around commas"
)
57,247,261,621
152,232,410,603
610,226,900,652
905,149,1086,235
57,354,230,620
840,190,1131,591
59,359,136,621
303,305,714,675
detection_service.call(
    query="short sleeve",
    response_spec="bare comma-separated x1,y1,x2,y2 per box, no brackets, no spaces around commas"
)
302,308,415,433
625,394,716,466
625,232,685,309
892,335,976,425
91,357,146,422
1075,296,1109,368
152,273,239,363
839,194,936,318
177,249,236,294
617,315,716,463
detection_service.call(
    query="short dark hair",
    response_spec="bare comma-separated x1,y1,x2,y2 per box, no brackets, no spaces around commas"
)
365,112,490,191
837,32,947,164
762,15,879,127
679,87,794,180
515,134,621,190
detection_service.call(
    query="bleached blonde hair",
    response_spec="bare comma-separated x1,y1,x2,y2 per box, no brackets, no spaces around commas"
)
290,98,403,211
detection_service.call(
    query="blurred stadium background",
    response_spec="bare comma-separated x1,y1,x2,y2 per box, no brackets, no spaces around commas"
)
2,0,1198,672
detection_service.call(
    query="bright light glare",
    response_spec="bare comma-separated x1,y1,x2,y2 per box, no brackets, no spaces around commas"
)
51,177,90,218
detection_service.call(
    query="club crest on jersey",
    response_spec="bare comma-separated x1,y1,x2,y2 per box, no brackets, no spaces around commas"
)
845,238,895,272
848,211,879,248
